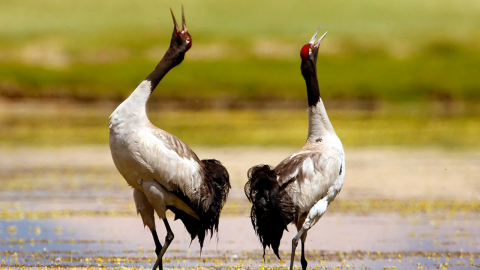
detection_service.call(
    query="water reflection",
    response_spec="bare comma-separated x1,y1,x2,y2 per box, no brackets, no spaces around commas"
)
1,212,479,269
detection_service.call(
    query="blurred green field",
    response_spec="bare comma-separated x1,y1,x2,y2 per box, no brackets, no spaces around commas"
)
1,0,479,148
0,0,479,103
1,102,479,149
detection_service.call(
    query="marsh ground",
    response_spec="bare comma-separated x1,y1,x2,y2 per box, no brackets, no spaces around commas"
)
1,145,480,269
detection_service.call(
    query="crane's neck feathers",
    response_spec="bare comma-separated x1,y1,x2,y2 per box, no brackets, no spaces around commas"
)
111,47,185,122
301,61,320,107
301,59,336,140
145,48,185,93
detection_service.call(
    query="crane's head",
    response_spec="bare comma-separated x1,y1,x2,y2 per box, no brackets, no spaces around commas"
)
169,5,192,53
300,25,327,66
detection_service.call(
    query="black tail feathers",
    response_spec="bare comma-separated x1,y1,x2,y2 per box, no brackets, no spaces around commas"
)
167,159,230,251
167,205,206,247
245,165,294,259
199,159,231,236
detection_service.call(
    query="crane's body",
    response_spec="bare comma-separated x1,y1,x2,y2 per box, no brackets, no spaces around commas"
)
109,8,230,270
245,27,345,270
275,131,344,224
109,80,203,219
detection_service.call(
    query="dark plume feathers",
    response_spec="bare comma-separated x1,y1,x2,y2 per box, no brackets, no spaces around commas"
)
167,205,205,245
168,159,230,250
199,159,231,236
244,165,295,259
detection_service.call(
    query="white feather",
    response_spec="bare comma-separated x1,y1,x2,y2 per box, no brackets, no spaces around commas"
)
109,79,203,220
274,99,345,230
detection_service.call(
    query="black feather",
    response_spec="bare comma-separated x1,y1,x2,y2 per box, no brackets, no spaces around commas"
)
167,205,205,245
199,159,231,237
245,165,294,259
168,159,230,250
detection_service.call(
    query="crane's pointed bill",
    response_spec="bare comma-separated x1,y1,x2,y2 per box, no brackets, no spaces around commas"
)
170,8,180,32
181,5,187,31
309,25,322,45
314,31,328,48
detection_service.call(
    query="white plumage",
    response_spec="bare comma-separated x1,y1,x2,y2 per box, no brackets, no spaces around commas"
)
109,8,230,270
245,27,345,270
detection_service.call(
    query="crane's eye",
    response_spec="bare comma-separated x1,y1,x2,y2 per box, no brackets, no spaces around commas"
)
185,33,192,51
300,44,311,61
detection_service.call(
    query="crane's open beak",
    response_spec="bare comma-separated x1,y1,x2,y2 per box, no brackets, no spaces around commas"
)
170,8,180,34
170,6,192,51
171,6,188,34
314,31,327,48
309,25,328,48
181,5,187,32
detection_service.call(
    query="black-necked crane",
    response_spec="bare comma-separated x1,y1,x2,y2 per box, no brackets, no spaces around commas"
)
244,26,345,270
109,7,230,270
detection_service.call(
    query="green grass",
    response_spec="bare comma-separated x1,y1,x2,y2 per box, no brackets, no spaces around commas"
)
1,0,479,148
1,0,479,45
2,105,480,149
1,53,479,102
0,0,479,103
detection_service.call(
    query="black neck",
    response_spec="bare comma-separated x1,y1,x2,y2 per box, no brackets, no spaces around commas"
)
301,60,320,107
145,48,185,92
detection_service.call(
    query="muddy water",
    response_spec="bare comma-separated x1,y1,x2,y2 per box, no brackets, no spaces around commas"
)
1,210,480,269
1,146,480,269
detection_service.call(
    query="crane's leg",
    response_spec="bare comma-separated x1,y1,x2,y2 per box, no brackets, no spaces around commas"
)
151,219,174,270
291,199,329,270
133,189,163,267
300,231,308,270
150,229,163,269
290,228,306,270
150,228,162,255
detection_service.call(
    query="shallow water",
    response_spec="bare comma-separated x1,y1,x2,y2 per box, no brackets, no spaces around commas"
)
1,211,479,269
1,147,480,269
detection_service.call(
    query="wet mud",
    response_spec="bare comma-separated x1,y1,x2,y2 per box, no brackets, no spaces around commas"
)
1,146,480,269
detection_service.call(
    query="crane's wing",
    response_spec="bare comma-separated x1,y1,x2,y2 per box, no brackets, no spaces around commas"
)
275,149,344,201
135,124,203,198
